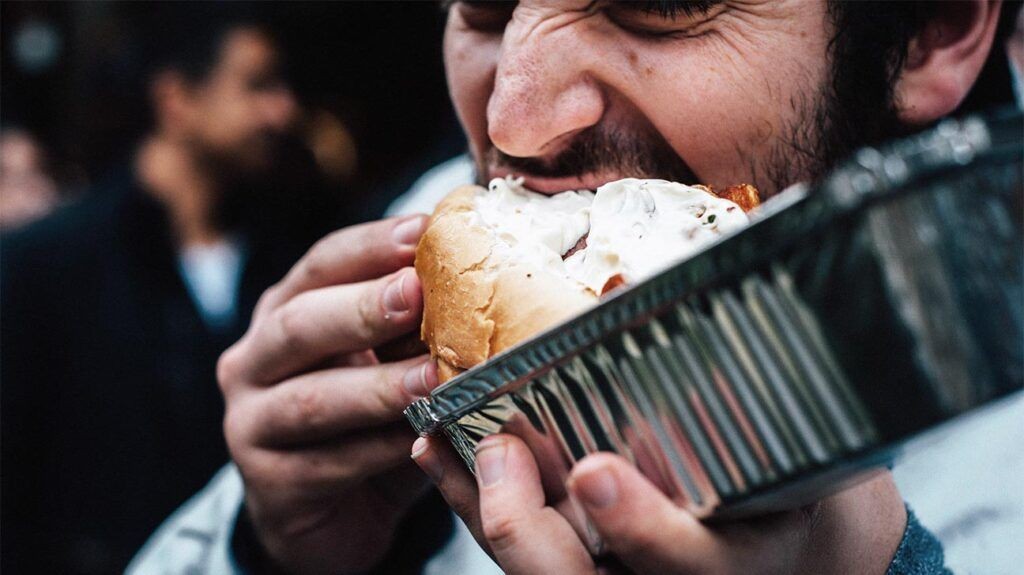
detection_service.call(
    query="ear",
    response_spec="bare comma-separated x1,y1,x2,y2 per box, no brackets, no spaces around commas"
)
149,70,194,135
895,0,1003,125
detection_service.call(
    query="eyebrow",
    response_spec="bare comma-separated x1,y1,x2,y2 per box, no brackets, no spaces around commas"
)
441,0,726,15
440,0,507,11
618,1,726,18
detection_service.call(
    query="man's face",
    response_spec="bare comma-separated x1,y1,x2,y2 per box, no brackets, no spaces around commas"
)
444,0,842,196
183,28,298,178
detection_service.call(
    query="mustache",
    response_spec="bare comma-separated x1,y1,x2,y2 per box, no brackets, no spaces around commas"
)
481,125,697,186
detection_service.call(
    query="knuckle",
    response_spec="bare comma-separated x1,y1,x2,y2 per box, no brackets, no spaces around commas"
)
275,299,308,354
481,513,525,553
222,405,250,454
303,230,347,282
217,344,245,394
355,285,384,342
254,284,281,317
283,384,327,432
242,452,287,493
301,251,330,287
375,364,408,412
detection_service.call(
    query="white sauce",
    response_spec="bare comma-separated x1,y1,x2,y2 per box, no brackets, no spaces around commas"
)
474,176,593,280
566,178,749,292
474,176,750,295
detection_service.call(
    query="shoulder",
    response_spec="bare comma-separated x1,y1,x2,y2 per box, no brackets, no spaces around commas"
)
126,464,246,575
2,184,125,269
386,155,476,217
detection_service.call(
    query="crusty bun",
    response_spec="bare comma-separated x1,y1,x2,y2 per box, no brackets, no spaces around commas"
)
416,178,759,382
416,185,596,381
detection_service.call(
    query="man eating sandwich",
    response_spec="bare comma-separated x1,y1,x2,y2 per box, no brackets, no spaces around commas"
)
131,2,1021,574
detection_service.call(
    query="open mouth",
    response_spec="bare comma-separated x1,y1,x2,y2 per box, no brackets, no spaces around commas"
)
486,168,626,196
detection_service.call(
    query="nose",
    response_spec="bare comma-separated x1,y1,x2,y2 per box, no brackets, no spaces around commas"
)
487,15,605,158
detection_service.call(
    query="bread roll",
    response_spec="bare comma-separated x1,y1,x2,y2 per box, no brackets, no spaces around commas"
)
416,177,759,382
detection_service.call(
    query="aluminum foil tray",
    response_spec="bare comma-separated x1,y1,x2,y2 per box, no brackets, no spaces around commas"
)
405,108,1023,519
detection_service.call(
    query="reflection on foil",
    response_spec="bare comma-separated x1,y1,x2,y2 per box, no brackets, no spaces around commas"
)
408,108,1024,521
447,269,880,517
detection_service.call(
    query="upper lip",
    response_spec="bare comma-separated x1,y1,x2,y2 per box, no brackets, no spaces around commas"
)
487,167,626,194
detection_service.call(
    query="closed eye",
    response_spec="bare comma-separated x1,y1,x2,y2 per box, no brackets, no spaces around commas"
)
449,0,517,33
605,0,724,37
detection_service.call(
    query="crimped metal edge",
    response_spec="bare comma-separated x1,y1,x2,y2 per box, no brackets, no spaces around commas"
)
404,398,441,436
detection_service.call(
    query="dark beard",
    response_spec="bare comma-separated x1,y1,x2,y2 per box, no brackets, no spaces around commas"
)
475,82,906,198
474,8,911,199
752,58,909,195
477,122,698,188
768,0,920,190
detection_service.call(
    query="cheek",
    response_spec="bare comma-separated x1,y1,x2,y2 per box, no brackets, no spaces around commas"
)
444,28,499,161
616,27,830,187
650,63,779,185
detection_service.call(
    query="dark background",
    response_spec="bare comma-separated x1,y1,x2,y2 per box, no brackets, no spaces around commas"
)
1,1,465,219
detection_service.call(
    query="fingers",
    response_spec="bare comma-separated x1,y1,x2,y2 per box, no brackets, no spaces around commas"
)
375,332,429,363
228,267,423,386
473,435,596,575
331,349,379,368
236,357,439,447
568,453,722,574
270,215,428,308
244,424,416,495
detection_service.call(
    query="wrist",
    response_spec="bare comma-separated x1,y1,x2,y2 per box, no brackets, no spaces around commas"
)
802,473,907,574
885,507,950,575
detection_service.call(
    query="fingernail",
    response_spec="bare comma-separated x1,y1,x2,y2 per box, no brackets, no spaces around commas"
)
572,466,619,509
411,437,443,483
403,362,428,396
383,272,409,313
421,361,439,393
475,440,507,487
392,216,425,247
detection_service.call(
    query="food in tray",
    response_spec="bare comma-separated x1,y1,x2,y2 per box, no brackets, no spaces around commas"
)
415,176,761,382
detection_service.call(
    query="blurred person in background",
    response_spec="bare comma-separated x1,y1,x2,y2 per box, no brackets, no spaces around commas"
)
303,107,360,188
0,128,61,229
0,7,345,574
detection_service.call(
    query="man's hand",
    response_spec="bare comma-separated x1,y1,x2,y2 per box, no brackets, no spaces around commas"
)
413,434,907,575
218,215,440,575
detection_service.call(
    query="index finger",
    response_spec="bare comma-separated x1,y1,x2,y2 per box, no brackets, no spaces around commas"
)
270,215,428,308
234,267,422,385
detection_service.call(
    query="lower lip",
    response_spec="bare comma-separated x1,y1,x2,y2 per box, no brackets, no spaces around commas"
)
488,169,625,195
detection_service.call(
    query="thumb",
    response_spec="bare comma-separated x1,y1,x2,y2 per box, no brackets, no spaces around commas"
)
567,453,722,574
475,435,596,575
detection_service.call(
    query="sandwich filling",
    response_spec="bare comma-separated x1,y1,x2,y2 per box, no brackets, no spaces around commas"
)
474,176,751,296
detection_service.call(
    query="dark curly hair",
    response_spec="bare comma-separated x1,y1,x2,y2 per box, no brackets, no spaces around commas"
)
756,1,1021,191
824,0,1020,165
